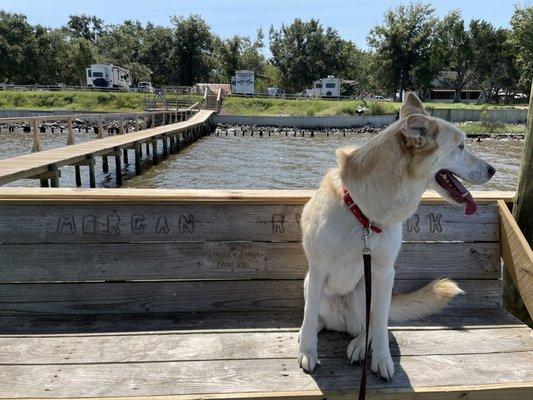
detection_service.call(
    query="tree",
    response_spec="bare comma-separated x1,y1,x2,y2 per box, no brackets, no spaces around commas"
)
66,14,103,43
269,19,346,93
171,15,214,86
139,24,176,86
367,2,437,99
510,5,533,95
0,11,36,83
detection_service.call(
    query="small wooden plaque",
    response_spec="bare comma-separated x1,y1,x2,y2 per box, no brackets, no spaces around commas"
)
203,241,266,271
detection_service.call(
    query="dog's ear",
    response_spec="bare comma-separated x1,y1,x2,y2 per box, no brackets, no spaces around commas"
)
400,92,429,119
400,114,438,149
336,147,355,169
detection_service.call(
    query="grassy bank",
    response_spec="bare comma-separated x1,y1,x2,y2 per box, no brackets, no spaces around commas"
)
0,90,201,112
456,121,525,135
221,96,524,116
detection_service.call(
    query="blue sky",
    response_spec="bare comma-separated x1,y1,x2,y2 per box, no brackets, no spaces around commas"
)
0,0,527,49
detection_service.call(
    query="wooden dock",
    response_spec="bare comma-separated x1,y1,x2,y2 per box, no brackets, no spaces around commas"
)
0,109,215,187
0,188,531,399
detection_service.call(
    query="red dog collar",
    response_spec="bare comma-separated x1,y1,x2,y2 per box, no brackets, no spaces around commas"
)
342,188,382,233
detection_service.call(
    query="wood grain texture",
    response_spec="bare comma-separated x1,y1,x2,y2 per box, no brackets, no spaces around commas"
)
499,200,533,317
1,328,531,365
0,242,500,283
0,309,523,335
0,188,515,204
0,279,501,316
0,203,498,243
1,352,532,398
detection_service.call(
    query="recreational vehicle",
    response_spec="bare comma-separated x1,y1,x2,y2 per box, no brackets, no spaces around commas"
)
231,70,255,95
86,64,132,90
313,75,341,98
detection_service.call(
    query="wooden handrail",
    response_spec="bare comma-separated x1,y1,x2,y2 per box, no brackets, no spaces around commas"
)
499,200,533,318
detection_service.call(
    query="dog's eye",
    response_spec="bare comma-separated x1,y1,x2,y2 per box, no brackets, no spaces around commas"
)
458,143,465,150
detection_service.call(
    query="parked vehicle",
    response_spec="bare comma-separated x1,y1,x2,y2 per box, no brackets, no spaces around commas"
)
313,76,341,98
86,64,132,90
267,87,285,97
137,81,154,93
231,70,255,95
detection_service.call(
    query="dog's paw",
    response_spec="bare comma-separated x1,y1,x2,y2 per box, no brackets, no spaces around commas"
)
298,349,318,372
346,334,367,364
371,347,395,381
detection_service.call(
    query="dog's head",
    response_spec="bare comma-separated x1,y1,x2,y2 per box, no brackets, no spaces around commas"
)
397,92,495,215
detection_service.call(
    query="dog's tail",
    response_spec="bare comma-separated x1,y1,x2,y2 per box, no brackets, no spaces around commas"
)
389,278,463,322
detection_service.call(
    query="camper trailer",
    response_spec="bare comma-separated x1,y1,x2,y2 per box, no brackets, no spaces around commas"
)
231,70,255,95
313,75,341,98
86,64,132,90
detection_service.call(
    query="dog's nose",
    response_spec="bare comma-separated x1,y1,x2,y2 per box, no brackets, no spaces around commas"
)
487,165,496,178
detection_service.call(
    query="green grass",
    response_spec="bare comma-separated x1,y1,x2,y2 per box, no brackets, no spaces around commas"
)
222,96,524,116
0,90,525,115
455,121,526,135
0,90,201,112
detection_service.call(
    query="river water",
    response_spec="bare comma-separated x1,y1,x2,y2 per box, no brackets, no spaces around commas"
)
0,129,524,191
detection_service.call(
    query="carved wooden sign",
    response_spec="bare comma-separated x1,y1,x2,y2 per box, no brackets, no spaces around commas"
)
203,241,266,271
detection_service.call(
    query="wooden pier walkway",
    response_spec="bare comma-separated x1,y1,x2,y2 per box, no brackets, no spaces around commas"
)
0,109,215,187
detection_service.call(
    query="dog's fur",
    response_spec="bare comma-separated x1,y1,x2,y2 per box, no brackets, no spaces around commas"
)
298,93,495,380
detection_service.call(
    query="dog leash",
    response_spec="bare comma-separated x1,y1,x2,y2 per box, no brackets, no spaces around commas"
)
342,188,381,400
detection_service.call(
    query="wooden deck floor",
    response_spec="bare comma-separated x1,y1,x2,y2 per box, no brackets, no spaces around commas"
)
0,110,214,185
0,310,532,399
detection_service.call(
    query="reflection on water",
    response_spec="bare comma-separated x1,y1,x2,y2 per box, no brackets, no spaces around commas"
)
0,129,525,191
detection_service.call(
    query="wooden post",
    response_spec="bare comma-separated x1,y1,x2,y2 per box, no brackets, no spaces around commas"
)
31,119,42,152
120,116,125,134
151,113,155,128
152,137,158,164
39,178,49,187
67,118,74,145
114,148,123,186
162,134,168,156
135,116,140,132
134,141,142,175
169,132,175,153
98,116,104,139
75,166,82,187
88,155,96,188
143,117,147,130
504,80,533,325
123,148,129,164
102,155,109,173
49,164,60,188
145,141,150,155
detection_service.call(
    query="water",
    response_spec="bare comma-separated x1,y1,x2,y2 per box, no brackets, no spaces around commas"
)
0,129,524,191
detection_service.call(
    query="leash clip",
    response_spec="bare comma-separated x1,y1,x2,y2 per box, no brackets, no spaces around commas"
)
363,227,372,255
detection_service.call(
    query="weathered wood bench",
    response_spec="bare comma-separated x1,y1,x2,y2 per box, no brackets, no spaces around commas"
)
0,188,532,399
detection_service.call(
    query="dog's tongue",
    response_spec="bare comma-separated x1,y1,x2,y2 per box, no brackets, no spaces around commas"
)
465,193,477,215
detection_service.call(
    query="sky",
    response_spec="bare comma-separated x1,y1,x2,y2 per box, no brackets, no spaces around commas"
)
0,0,527,49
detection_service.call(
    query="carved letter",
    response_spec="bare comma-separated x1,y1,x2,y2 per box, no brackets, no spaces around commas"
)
105,214,120,234
82,215,96,234
178,214,194,234
131,213,147,234
272,213,285,233
155,215,170,234
428,212,443,233
57,215,76,233
405,214,420,233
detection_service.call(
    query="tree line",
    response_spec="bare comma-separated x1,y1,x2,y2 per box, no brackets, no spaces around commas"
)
0,2,531,102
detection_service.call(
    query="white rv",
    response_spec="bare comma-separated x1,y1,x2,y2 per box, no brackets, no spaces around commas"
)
313,75,341,98
86,64,132,90
231,70,254,95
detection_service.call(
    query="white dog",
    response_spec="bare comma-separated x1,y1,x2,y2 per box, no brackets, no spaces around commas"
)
297,92,495,380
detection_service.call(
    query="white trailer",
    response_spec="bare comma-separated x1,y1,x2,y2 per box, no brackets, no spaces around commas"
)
231,70,254,95
86,64,132,90
313,75,341,98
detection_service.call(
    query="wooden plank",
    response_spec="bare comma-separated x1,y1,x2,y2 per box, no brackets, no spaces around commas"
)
0,242,500,282
0,279,502,316
0,188,515,204
1,327,531,365
499,200,533,317
0,203,498,243
0,309,523,335
0,352,532,398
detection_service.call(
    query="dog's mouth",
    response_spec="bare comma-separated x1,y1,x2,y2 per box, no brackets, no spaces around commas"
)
435,169,477,215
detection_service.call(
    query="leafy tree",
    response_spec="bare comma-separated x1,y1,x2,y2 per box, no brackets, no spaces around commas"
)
269,19,346,92
509,5,533,95
171,15,214,86
367,2,437,99
66,14,103,43
0,11,36,83
139,24,176,86
67,37,100,85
